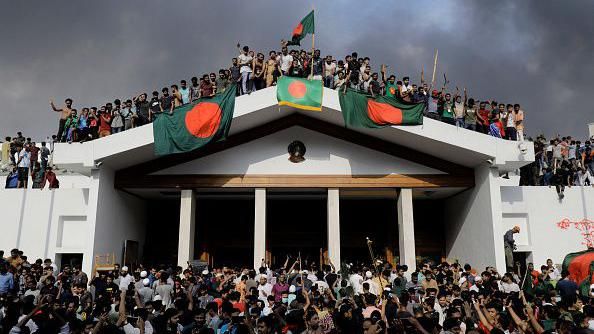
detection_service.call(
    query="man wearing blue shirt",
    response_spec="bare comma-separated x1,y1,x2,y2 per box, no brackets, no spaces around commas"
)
0,262,14,295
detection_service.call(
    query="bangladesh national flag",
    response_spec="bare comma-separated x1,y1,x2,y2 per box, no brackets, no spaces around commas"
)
276,76,323,111
562,249,594,296
286,10,315,46
153,84,236,156
339,88,424,128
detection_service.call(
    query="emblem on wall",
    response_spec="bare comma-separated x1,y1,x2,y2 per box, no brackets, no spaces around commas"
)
288,140,306,163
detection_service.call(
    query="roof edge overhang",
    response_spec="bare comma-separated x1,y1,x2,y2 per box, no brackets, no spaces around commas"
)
52,86,534,174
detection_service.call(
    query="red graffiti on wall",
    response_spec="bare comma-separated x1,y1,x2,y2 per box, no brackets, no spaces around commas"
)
557,218,594,248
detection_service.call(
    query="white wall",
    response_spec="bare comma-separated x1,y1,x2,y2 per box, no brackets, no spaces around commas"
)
443,166,506,272
0,187,89,267
153,126,443,176
500,186,594,267
87,167,147,272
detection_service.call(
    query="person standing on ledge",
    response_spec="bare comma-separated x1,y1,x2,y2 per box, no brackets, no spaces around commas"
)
504,225,520,273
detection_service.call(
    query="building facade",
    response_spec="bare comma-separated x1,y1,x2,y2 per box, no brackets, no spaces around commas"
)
1,87,592,275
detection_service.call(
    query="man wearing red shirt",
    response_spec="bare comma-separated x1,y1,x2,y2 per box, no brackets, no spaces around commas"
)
477,101,491,134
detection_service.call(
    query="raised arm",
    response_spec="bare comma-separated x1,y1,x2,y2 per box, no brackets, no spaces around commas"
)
50,99,62,112
521,292,544,334
116,290,127,327
506,301,529,333
473,301,494,331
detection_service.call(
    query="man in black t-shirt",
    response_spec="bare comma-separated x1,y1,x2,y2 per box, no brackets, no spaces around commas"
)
133,93,151,126
347,52,360,89
149,91,161,121
159,87,173,115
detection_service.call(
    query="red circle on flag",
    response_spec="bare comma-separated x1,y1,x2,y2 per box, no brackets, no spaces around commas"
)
184,102,222,138
293,23,304,36
288,80,307,99
367,100,403,125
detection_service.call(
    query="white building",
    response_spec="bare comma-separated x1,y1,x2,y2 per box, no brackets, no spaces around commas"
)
1,87,593,276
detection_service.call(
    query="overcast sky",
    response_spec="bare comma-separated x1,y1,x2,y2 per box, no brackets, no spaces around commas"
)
1,1,593,140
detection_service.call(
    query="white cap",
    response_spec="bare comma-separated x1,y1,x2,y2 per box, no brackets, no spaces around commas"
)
140,271,148,278
289,285,296,293
153,295,162,301
365,271,373,278
142,278,150,286
202,269,209,275
121,266,129,272
475,276,483,282
302,270,309,275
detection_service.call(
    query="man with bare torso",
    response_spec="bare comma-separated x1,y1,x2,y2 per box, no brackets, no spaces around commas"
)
50,98,74,142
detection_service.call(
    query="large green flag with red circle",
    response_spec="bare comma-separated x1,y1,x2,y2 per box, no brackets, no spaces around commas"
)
562,249,594,296
339,88,424,128
286,10,315,46
277,76,323,111
153,84,236,156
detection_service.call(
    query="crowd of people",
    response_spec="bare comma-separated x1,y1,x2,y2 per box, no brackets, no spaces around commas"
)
1,246,592,334
0,132,59,189
44,41,528,144
520,135,594,197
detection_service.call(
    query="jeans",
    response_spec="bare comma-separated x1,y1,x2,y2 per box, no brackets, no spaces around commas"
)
455,118,465,127
241,72,250,95
112,127,123,134
57,119,67,142
324,75,334,88
506,127,518,141
465,123,476,131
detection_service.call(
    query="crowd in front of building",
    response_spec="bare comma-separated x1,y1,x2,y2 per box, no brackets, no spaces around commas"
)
0,246,591,334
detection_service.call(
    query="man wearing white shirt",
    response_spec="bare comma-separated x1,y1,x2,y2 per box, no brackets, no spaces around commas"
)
349,270,364,295
499,273,520,293
16,145,31,188
257,276,272,303
118,266,134,291
363,271,380,296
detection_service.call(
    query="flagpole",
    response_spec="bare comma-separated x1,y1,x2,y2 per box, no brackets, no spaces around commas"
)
431,48,438,87
310,8,315,80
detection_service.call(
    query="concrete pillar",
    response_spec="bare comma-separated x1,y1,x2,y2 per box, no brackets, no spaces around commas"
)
178,190,196,268
327,188,341,268
254,188,267,270
397,188,416,271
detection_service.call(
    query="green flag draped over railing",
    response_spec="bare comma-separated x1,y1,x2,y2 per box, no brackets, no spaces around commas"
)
276,76,323,111
153,84,236,155
338,88,424,128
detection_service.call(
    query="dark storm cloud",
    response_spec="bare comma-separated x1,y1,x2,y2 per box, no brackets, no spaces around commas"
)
0,0,592,140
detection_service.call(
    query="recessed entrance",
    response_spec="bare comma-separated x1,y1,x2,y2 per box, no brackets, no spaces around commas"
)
266,190,327,268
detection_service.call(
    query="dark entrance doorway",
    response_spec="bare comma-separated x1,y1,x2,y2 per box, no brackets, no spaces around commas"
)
195,195,254,268
340,198,398,266
267,192,327,268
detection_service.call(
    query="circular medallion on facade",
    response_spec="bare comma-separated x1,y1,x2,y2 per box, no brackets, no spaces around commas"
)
288,140,306,163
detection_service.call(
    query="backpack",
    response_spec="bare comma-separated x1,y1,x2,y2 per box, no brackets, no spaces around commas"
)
5,172,18,188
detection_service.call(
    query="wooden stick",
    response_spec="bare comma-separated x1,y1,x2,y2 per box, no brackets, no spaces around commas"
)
310,33,315,80
421,66,425,84
431,49,438,87
310,7,315,80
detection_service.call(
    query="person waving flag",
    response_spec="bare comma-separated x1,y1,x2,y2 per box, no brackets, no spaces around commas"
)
285,10,315,46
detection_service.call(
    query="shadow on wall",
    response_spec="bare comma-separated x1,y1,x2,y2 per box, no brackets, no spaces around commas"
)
501,186,524,204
